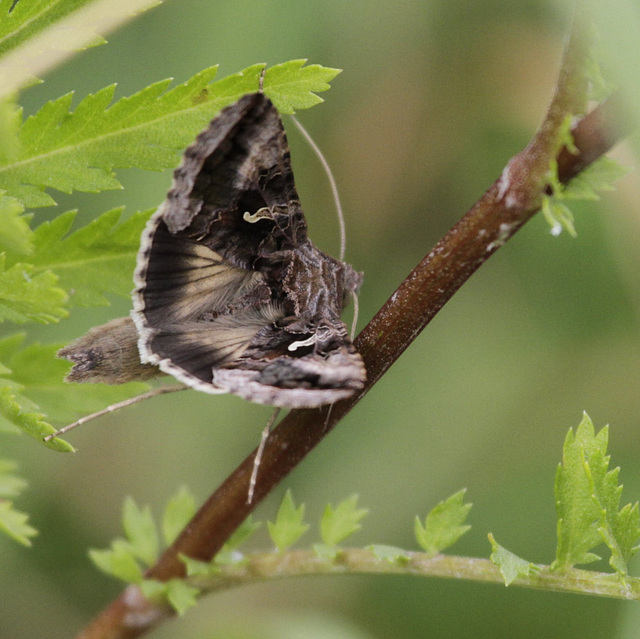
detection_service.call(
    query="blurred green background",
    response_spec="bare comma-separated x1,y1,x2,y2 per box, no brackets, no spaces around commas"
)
4,0,640,637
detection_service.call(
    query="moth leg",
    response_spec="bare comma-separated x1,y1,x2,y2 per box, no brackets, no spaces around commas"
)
44,384,187,441
247,407,281,504
349,289,360,341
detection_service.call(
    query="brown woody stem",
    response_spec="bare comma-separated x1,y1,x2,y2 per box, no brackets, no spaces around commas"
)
75,26,633,639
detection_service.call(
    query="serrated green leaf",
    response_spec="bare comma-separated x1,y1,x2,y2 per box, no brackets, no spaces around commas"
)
0,62,339,206
368,544,411,563
320,495,368,547
0,194,32,257
414,489,472,555
89,539,143,583
122,496,159,566
0,67,211,205
0,383,73,452
588,444,640,575
0,99,21,165
0,255,67,323
489,534,539,586
264,59,341,113
552,413,610,570
267,489,309,551
0,458,27,497
28,208,153,306
181,554,221,578
0,0,163,100
602,501,640,576
162,487,196,546
563,157,632,200
139,578,200,616
165,578,200,616
214,514,259,565
139,578,168,600
219,515,261,554
0,455,36,546
0,498,37,546
542,196,576,238
0,63,302,206
543,155,630,238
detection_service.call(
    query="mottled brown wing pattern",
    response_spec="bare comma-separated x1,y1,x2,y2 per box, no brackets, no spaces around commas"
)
128,92,365,407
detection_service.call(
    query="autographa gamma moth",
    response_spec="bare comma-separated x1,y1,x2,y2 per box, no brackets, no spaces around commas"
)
59,92,365,408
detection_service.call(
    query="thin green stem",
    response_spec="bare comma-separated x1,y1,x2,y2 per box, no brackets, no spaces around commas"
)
176,549,640,601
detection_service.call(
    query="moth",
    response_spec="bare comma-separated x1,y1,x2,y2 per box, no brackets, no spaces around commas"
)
59,92,365,409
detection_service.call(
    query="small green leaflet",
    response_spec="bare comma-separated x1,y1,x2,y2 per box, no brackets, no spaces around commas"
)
89,487,206,614
182,554,220,578
552,413,640,574
122,497,160,567
553,415,610,568
0,255,67,323
0,457,37,545
90,491,190,583
264,60,340,113
29,208,153,306
0,195,67,323
542,156,631,237
542,197,576,238
0,382,72,452
319,495,368,547
0,195,32,257
0,458,26,497
89,497,159,583
140,578,199,616
415,489,471,555
0,100,21,165
0,499,38,546
562,157,632,200
162,487,196,547
89,538,144,583
89,490,264,615
268,489,309,551
489,534,539,586
0,61,339,207
215,516,261,565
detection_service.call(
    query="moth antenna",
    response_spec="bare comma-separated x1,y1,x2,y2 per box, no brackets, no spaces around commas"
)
247,407,281,504
289,115,346,262
258,67,266,92
323,402,334,430
350,289,360,342
43,384,187,442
